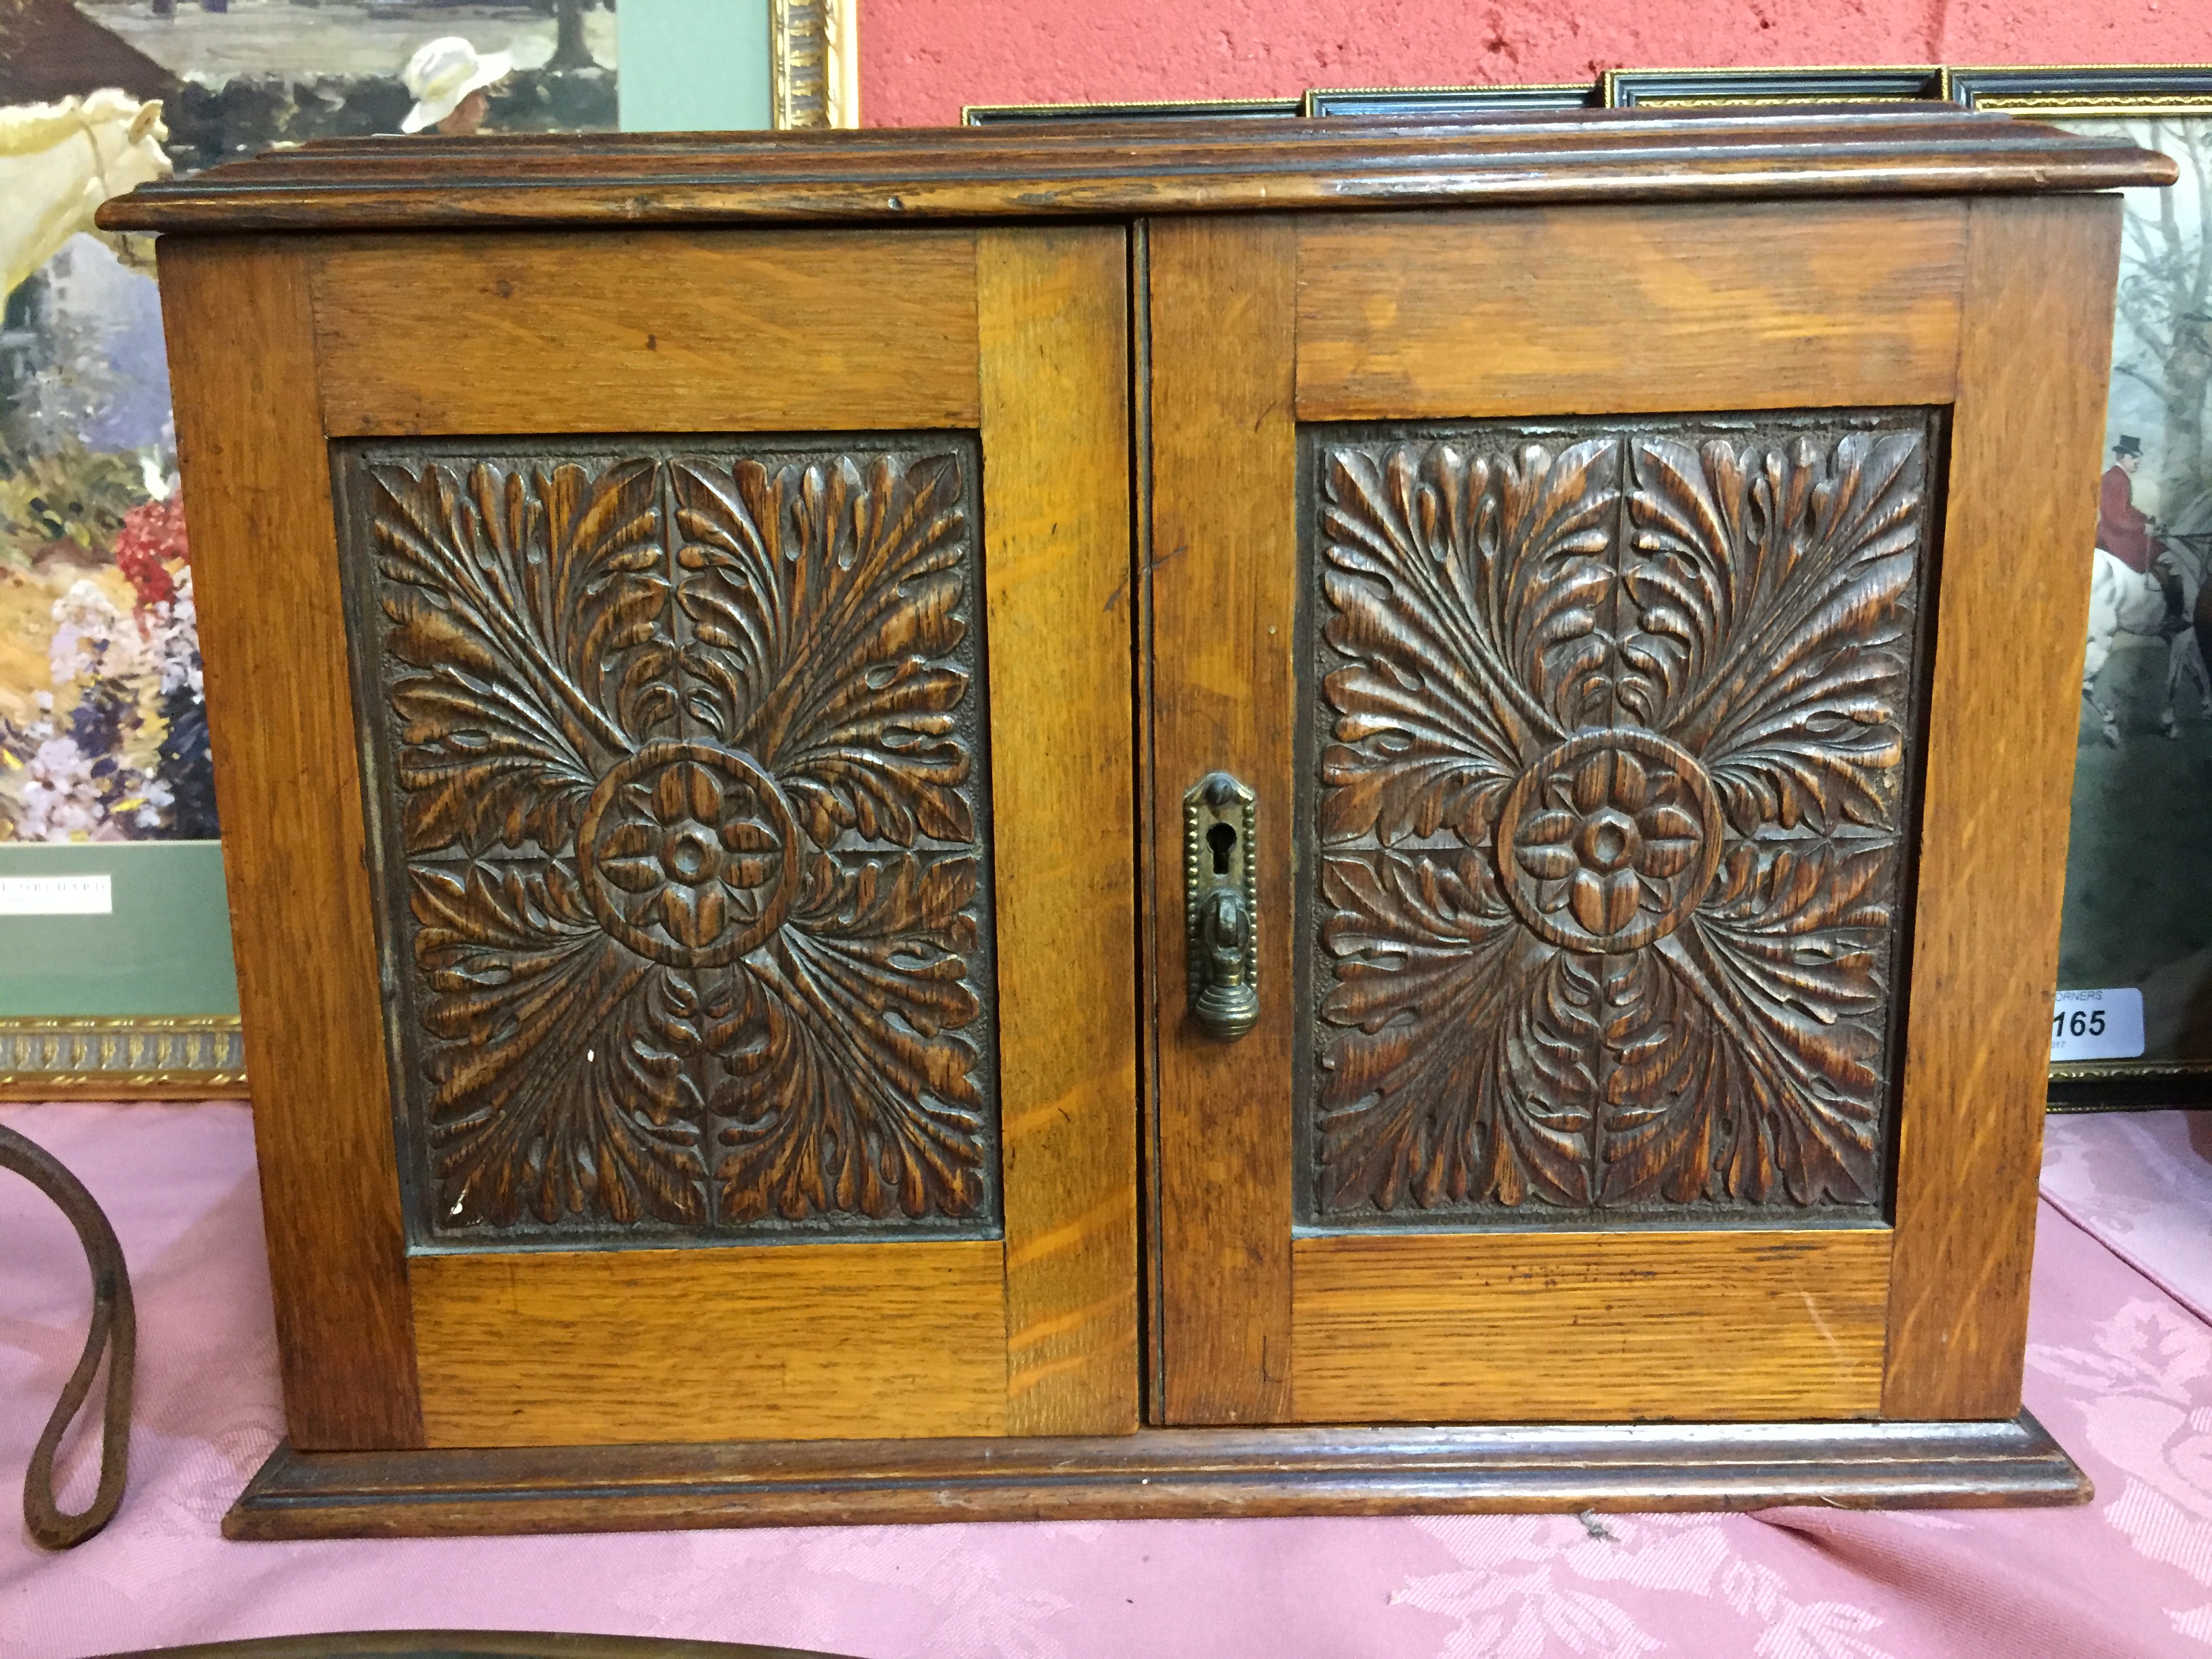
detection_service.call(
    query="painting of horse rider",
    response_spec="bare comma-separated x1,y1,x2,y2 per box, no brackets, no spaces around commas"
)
0,0,617,846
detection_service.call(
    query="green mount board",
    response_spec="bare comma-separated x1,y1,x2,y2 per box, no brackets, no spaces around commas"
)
0,841,237,1017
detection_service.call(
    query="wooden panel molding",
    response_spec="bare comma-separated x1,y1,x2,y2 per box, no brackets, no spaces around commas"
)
1290,1228,1892,1423
1305,415,1933,1223
340,441,1000,1244
159,239,422,1449
1296,202,1969,420
100,110,2173,236
977,225,1141,1434
409,1242,1006,1446
1883,196,2124,1419
1147,216,1300,1426
227,1410,2088,1538
311,230,980,436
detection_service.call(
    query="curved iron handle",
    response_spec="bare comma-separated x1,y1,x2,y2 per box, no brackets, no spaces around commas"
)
1,1121,136,1549
1192,886,1261,1040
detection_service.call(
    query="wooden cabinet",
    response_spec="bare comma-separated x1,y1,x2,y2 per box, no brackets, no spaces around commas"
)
103,108,2174,1537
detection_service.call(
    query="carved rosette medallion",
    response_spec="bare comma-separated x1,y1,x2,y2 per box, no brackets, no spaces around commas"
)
342,442,997,1241
1307,417,1932,1221
1496,730,1725,955
575,742,802,968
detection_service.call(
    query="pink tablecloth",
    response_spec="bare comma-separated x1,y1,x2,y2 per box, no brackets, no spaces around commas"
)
4,1103,2210,1659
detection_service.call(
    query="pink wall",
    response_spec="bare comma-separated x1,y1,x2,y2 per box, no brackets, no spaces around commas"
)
860,0,2201,127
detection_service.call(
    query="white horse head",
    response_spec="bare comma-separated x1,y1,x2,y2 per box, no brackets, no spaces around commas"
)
0,91,173,301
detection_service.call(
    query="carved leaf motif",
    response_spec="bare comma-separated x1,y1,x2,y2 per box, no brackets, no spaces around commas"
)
356,446,996,1239
413,858,708,1227
1315,851,1595,1209
1317,440,1620,847
1603,842,1893,1206
1624,432,1922,834
669,455,975,848
371,460,670,853
1311,420,1926,1218
710,852,987,1222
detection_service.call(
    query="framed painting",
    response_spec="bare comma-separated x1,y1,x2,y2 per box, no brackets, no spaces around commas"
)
1947,68,2212,1110
1,0,619,1097
1601,66,1946,107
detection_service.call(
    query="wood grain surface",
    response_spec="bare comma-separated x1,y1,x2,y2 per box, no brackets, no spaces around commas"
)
1295,201,1967,419
1290,1229,1891,1423
310,230,979,436
222,1411,2088,1539
409,1242,1008,1446
158,239,422,1450
1883,195,2124,1420
98,108,2173,234
1147,216,1300,1426
978,224,1141,1435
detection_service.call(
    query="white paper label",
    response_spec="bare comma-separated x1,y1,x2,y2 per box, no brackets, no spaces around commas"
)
2050,987,2145,1063
0,873,115,916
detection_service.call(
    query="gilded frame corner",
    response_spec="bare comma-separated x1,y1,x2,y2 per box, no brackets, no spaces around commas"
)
771,0,861,131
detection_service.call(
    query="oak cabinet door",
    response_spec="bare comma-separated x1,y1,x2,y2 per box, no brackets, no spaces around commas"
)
1144,203,2116,1427
164,226,1139,1448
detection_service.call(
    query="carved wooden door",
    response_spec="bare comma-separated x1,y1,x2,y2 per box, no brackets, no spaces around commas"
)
1143,202,2108,1427
167,224,1140,1450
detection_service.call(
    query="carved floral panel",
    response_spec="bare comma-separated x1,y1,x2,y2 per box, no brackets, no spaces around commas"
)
1305,415,1934,1222
339,440,998,1242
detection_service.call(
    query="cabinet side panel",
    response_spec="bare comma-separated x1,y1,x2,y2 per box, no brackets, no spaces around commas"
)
1148,216,1300,1425
311,230,981,436
1293,1229,1890,1422
1885,196,2121,1418
410,1242,1007,1445
1295,201,1966,420
159,239,422,1449
979,225,1142,1435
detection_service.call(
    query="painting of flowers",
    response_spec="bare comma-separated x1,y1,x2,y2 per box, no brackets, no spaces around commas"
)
0,0,617,844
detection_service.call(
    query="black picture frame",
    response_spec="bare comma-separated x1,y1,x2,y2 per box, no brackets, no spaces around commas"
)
1600,66,1946,108
1303,83,1598,118
961,97,1302,126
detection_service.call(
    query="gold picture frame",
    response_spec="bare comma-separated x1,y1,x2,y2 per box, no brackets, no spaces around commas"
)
772,0,860,131
0,1015,244,1102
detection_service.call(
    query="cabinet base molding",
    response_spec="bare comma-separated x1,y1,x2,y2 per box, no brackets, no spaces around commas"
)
226,1413,2088,1539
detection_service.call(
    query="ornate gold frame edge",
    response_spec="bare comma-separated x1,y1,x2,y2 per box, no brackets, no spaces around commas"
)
0,1015,246,1101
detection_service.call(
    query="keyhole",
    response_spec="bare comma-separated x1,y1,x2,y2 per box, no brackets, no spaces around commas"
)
1208,821,1236,876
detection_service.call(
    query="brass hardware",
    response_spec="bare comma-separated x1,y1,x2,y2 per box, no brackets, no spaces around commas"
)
1185,772,1258,1040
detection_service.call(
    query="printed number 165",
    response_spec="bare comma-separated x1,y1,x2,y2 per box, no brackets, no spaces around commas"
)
2054,1009,2107,1038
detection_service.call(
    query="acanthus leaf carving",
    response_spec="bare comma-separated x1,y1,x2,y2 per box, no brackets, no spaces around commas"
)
1309,415,1930,1221
349,441,998,1242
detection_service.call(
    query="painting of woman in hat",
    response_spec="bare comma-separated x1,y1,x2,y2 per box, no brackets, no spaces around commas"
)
399,37,515,138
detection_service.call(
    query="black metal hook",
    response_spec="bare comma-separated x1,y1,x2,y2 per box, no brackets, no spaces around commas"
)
0,1121,136,1549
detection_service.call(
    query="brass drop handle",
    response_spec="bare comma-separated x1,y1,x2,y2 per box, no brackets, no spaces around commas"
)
1185,771,1259,1041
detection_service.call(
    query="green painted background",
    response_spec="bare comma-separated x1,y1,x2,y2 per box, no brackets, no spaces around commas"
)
619,0,773,131
0,842,239,1016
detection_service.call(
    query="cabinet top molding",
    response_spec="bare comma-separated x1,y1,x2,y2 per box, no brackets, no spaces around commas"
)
99,106,2172,235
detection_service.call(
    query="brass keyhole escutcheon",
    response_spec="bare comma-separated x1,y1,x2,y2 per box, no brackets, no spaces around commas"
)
1185,772,1258,1041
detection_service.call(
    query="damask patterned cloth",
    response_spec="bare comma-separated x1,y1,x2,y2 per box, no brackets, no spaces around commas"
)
3,1102,2208,1659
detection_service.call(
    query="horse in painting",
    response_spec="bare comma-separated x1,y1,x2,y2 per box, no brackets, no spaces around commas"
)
0,91,171,300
